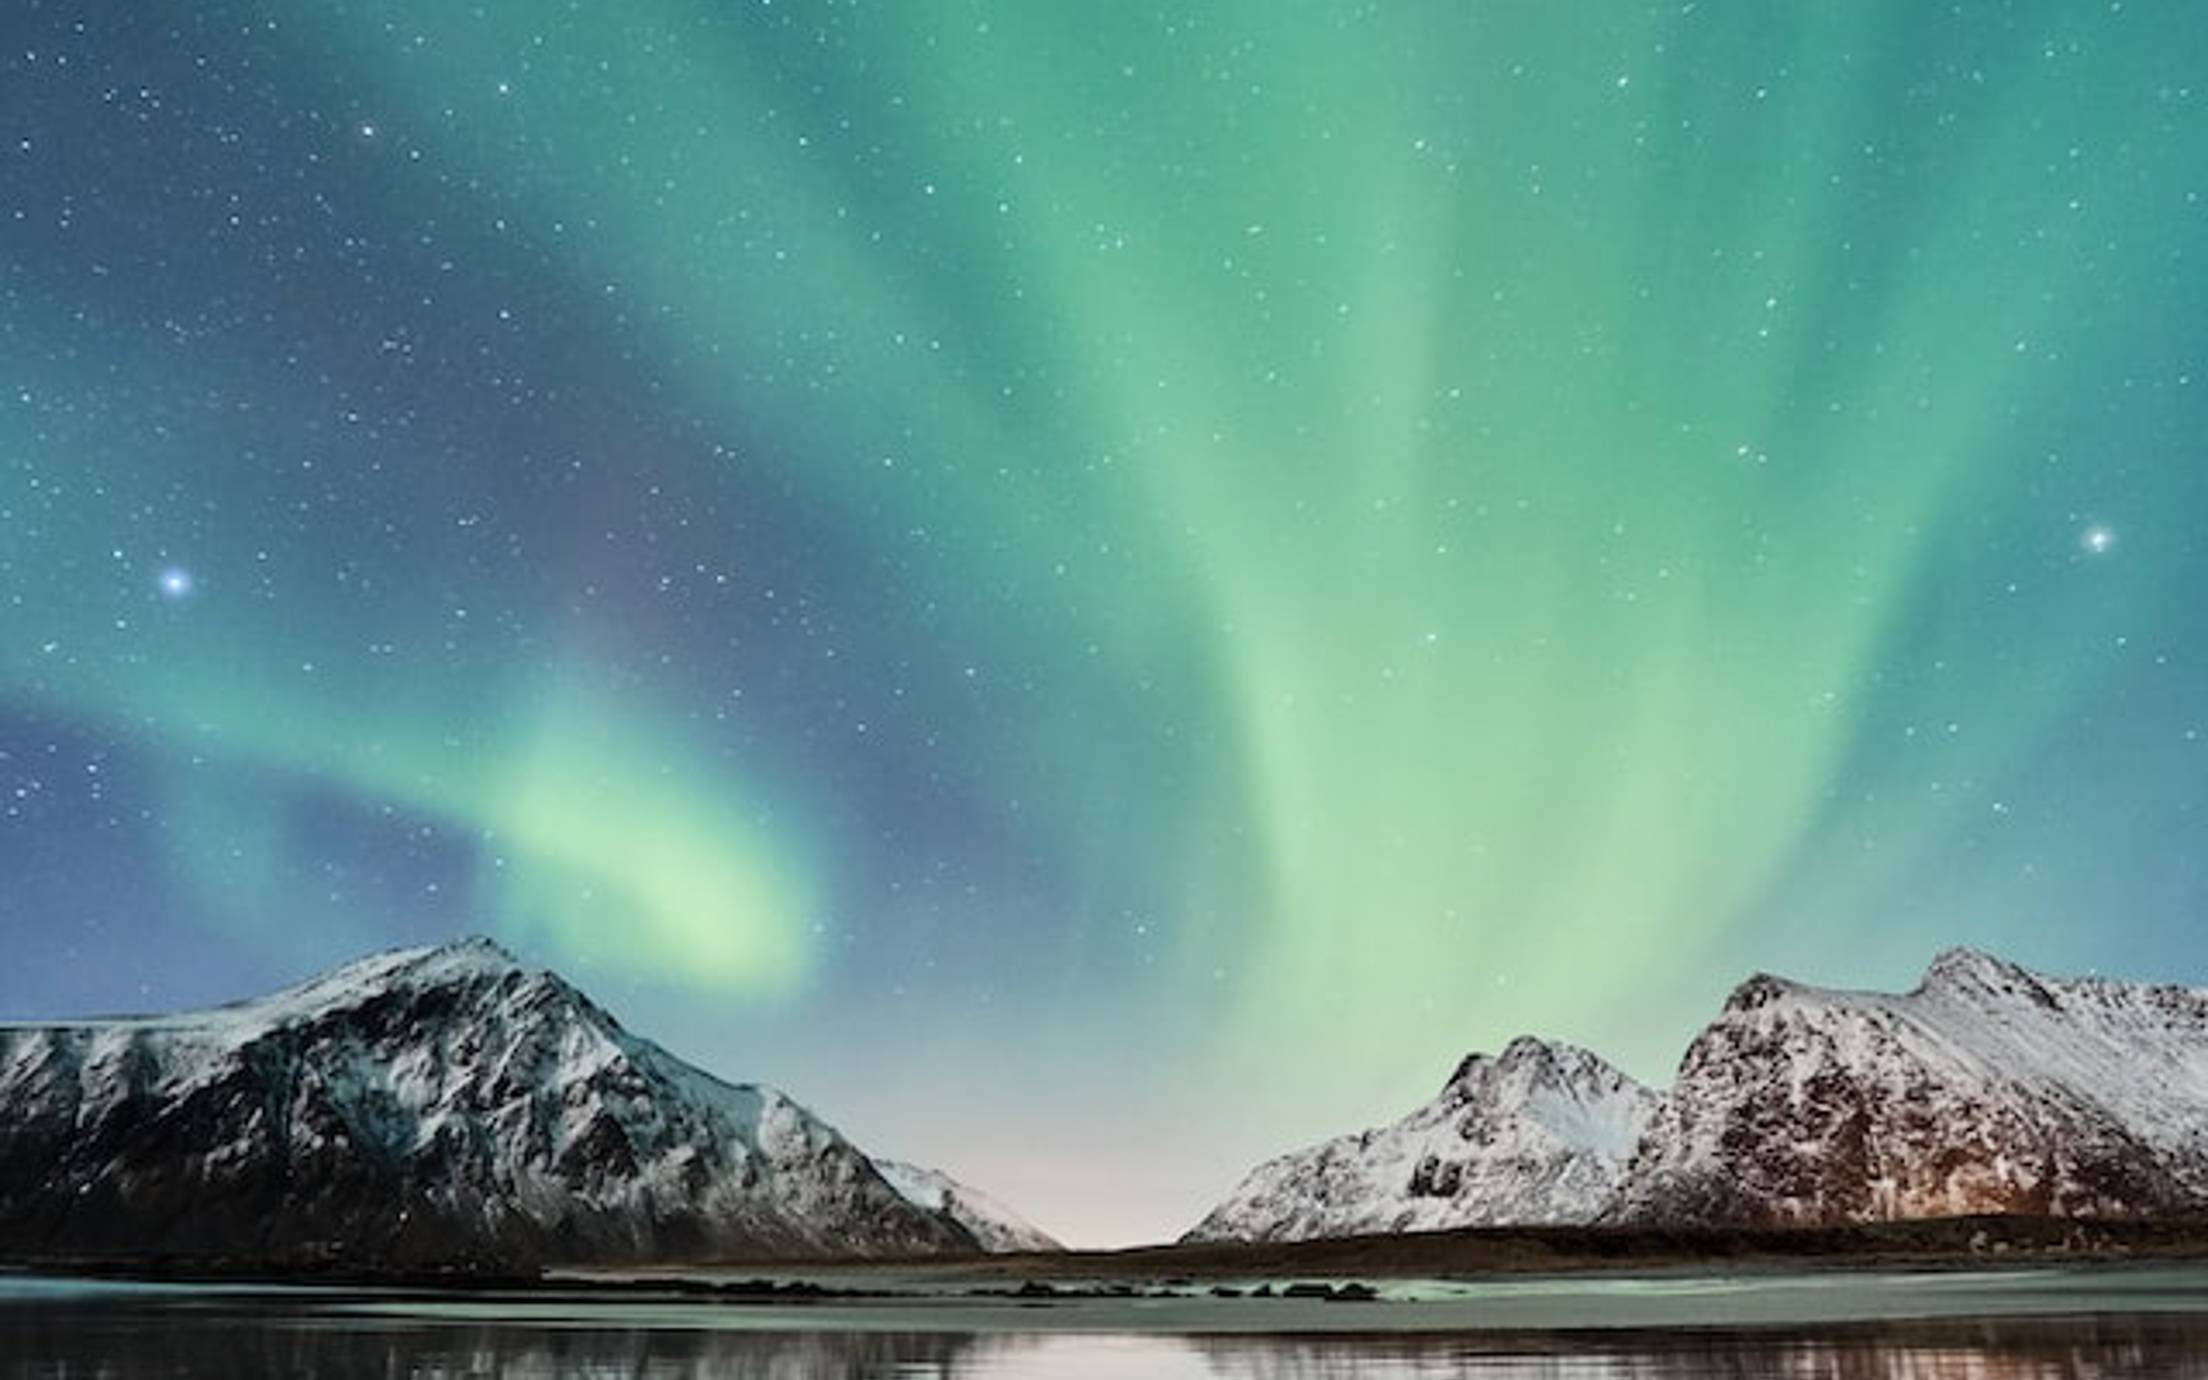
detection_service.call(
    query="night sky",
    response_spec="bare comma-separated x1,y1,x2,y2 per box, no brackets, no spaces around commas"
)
4,3,2205,1246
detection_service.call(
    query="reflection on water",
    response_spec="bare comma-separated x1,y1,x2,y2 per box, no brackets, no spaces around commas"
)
0,1313,990,1379
4,1294,2208,1378
1190,1321,2208,1378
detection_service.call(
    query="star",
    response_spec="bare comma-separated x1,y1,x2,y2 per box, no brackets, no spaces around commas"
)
156,567,194,600
2082,526,2115,555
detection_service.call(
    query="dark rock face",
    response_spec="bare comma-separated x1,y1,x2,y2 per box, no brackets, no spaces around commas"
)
1617,949,2208,1227
0,940,978,1268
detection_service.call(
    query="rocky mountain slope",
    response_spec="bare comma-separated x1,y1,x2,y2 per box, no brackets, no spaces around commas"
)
875,1160,1063,1253
0,938,982,1266
1617,947,2208,1226
1183,1037,1658,1243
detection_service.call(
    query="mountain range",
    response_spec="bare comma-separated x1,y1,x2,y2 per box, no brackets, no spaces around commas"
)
4,939,2201,1265
1189,948,2208,1242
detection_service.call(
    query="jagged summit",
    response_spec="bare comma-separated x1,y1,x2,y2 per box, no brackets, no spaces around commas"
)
1447,1032,1592,1081
1918,945,2042,993
1449,1034,1570,1087
1721,971,1806,1014
1183,1036,1657,1244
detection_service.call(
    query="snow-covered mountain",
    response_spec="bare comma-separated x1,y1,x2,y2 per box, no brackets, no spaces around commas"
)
0,938,981,1266
1183,1036,1658,1243
875,1159,1063,1253
1617,947,2208,1226
1188,950,2208,1243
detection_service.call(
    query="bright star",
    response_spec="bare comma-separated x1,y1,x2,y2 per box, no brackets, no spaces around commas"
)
157,567,194,599
2082,526,2114,555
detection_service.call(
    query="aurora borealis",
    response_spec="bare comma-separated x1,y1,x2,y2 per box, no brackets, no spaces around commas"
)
3,3,2205,1245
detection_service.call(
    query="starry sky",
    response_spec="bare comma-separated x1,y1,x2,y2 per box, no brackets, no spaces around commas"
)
3,3,2205,1247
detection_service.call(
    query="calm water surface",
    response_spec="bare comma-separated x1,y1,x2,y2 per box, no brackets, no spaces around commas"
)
5,1269,2208,1377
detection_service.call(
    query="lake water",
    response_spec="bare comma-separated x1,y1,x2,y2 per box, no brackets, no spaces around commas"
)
6,1267,2208,1376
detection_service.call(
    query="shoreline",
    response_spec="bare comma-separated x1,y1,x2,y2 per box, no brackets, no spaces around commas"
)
11,1260,2208,1339
9,1212,2208,1296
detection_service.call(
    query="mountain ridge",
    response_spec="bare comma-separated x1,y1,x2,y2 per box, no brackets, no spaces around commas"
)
1190,948,2208,1242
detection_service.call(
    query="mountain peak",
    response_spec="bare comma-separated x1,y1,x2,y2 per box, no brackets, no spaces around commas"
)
237,935,543,1028
397,934,536,984
437,933,516,960
1445,1034,1566,1090
1721,970,1803,1014
391,933,526,975
1499,1033,1559,1064
1921,945,2031,988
